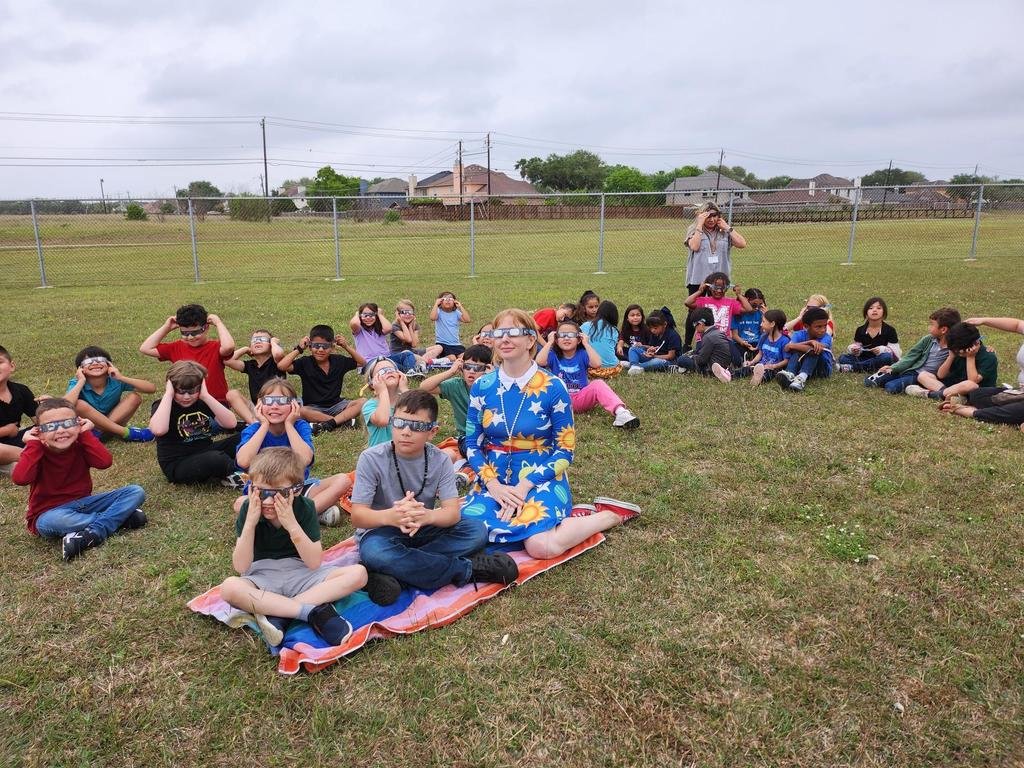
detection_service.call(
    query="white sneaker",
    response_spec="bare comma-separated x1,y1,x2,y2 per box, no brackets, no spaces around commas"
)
612,407,640,429
618,360,630,369
627,365,644,376
711,362,732,383
904,385,930,398
318,504,343,527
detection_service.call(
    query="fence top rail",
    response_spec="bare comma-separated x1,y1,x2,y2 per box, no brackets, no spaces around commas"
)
2,182,1021,205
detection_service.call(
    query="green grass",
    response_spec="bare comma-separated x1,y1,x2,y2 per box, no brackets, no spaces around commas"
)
0,217,1022,766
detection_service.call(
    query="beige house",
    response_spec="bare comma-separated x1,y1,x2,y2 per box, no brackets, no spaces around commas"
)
411,164,540,205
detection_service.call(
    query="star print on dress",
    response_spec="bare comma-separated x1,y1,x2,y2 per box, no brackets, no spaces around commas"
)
551,399,569,414
528,400,544,415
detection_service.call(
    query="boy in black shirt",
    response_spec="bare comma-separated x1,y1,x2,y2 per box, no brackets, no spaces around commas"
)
277,324,366,436
0,345,41,474
149,361,241,485
219,448,366,646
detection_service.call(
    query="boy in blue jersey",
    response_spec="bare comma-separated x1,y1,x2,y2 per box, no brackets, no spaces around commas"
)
777,307,833,393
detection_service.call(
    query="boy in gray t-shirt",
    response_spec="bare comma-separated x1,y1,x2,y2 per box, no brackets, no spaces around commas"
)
350,390,518,606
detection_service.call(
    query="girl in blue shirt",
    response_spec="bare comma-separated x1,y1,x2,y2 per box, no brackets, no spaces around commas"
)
580,300,621,379
735,309,789,387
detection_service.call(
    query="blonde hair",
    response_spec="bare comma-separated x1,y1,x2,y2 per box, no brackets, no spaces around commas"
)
807,294,833,320
249,447,304,486
167,361,206,389
491,308,539,362
257,378,297,400
396,298,415,311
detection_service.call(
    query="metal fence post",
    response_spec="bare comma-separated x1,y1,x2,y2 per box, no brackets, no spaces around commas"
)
726,192,734,225
967,183,984,261
332,198,343,280
468,198,476,277
843,189,860,265
596,193,606,273
188,198,200,282
30,200,49,288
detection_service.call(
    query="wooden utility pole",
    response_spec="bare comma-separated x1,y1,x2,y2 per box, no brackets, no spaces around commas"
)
486,133,492,197
458,140,463,205
714,149,724,192
880,159,893,209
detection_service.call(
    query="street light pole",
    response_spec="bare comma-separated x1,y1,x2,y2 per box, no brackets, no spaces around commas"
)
100,178,107,214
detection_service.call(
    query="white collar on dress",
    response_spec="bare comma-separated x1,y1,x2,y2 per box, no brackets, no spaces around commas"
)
498,362,538,391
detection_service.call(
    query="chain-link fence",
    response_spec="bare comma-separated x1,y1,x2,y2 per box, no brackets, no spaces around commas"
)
2,184,1021,288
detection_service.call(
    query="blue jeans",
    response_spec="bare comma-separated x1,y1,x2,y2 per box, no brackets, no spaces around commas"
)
358,517,488,590
785,351,832,380
34,484,146,539
838,350,895,373
866,368,919,394
388,350,416,372
730,340,758,369
627,346,671,371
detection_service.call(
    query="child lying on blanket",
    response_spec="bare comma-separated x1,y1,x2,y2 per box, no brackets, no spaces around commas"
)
350,389,519,606
218,447,366,647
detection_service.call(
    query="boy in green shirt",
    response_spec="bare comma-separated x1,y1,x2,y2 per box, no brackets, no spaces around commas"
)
421,343,492,464
907,322,998,402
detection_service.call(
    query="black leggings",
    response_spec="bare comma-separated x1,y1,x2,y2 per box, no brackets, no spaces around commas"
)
683,284,705,349
968,387,1024,425
160,435,241,484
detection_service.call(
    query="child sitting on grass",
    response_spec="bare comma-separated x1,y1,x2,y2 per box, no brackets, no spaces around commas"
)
235,378,349,527
0,345,40,474
729,288,766,368
786,293,836,337
277,324,366,436
149,361,240,485
218,448,366,647
942,316,1024,428
351,302,417,374
351,390,518,606
738,308,789,387
684,273,754,343
675,308,733,382
535,321,640,428
906,321,998,401
391,299,443,367
580,300,622,379
226,329,286,411
533,303,577,339
837,297,901,373
776,306,834,393
865,307,959,395
616,304,650,364
430,291,472,359
361,356,410,448
626,311,682,374
12,397,146,561
140,303,252,424
64,346,156,442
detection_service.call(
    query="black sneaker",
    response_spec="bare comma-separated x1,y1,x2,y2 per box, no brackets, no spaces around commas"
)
365,572,402,606
310,420,337,437
469,551,519,585
308,603,353,646
776,370,795,390
119,508,148,531
62,528,103,562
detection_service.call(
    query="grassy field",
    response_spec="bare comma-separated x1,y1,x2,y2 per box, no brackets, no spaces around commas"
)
0,218,1022,766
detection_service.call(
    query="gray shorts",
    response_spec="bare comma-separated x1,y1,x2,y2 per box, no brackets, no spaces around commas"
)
305,400,350,417
243,557,338,597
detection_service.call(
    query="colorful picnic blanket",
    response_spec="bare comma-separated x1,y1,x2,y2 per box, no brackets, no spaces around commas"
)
188,532,605,675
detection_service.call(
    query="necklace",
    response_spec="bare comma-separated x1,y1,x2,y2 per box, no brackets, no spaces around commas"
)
391,445,429,499
707,229,720,255
498,369,531,483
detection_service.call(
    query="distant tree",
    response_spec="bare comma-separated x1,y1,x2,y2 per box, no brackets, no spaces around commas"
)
860,167,927,187
762,175,793,190
158,200,176,215
603,166,652,193
515,150,607,191
647,165,702,191
175,180,223,218
705,164,760,188
125,203,147,221
368,176,385,186
305,166,361,211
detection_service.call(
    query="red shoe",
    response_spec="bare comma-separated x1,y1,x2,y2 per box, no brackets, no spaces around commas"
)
570,503,597,518
594,496,641,523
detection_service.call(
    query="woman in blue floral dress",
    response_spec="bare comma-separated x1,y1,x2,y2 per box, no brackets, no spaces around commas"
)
461,308,639,558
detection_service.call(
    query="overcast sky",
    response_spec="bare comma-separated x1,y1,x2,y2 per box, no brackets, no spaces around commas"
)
1,0,1022,199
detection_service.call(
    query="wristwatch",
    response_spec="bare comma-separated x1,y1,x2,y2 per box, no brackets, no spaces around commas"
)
727,226,734,233
293,344,304,354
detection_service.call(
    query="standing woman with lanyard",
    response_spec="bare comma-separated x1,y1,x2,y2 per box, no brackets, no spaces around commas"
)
683,202,747,349
460,308,640,560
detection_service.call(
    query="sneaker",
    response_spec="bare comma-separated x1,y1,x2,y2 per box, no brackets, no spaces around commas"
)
750,363,766,388
318,505,343,527
905,385,930,398
776,370,795,390
62,528,103,561
469,551,519,585
125,426,154,442
666,364,681,374
864,370,887,387
404,367,424,379
612,407,640,429
365,572,402,606
627,365,644,376
307,603,353,646
310,420,337,437
711,362,732,383
255,614,288,646
618,360,630,369
570,503,597,517
594,496,642,523
789,377,806,392
837,363,854,373
119,508,148,531
220,471,246,489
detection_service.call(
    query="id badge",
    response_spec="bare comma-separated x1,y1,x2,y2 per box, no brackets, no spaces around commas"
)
707,255,719,265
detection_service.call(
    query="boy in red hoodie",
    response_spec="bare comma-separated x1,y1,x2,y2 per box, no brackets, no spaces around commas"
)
12,398,146,561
